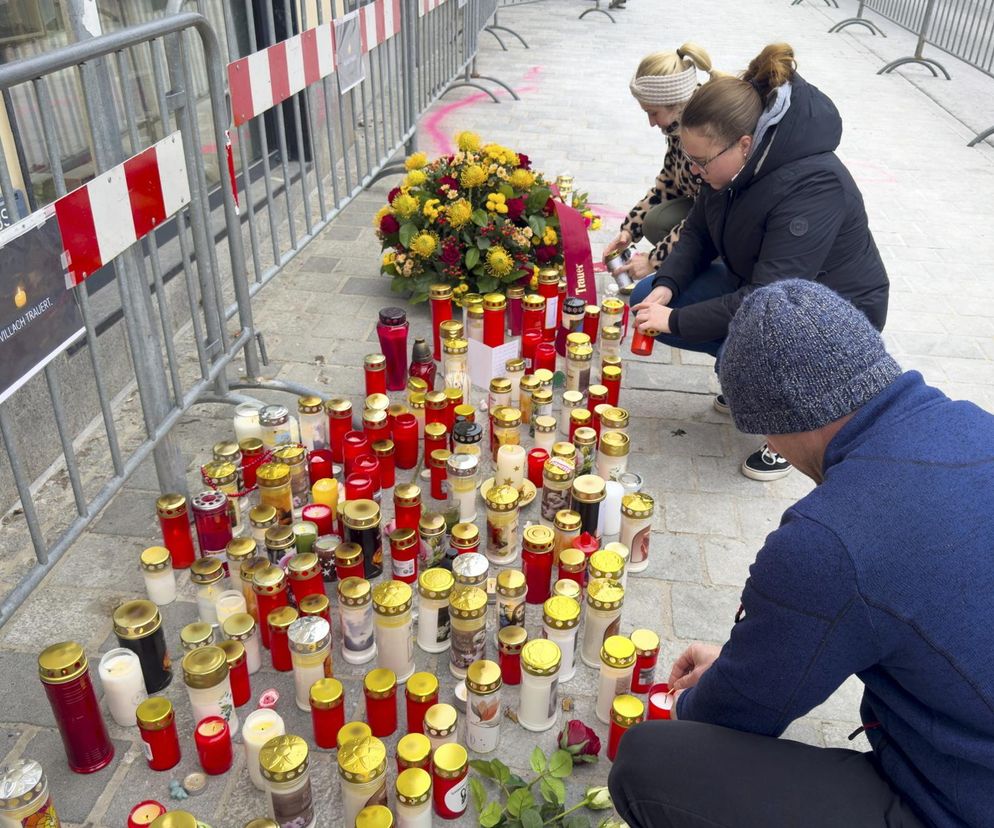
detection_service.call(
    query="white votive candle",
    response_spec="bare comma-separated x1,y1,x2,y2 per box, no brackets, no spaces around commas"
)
600,480,624,538
215,590,248,627
140,546,176,606
496,444,526,491
98,648,147,727
243,708,285,791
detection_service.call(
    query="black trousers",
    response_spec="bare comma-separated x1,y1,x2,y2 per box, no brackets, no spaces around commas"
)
608,721,928,828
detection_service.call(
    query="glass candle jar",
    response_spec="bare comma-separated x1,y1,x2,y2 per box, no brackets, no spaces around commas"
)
491,407,522,463
600,296,624,338
417,568,454,653
264,525,296,566
343,499,383,579
608,694,645,761
240,437,266,492
485,484,520,565
565,343,593,394
226,535,257,577
534,416,557,455
297,394,328,452
364,668,399,737
425,392,448,433
253,564,289,650
223,612,262,675
497,625,526,686
310,677,345,749
244,708,286,791
534,343,556,375
521,293,545,336
128,801,167,827
495,569,526,635
621,493,654,574
432,743,469,820
136,697,181,771
250,505,278,548
363,410,390,453
528,448,549,489
518,639,562,732
465,660,502,753
554,510,582,565
553,578,582,601
541,595,581,681
113,598,172,693
299,593,332,626
346,472,375,504
450,522,480,557
267,606,299,673
499,357,522,409
339,577,376,665
600,325,621,362
557,391,581,438
562,296,586,336
408,394,426,439
438,318,464,346
259,404,298,449
292,520,319,556
338,735,387,828
589,549,625,584
630,628,661,694
326,398,353,463
448,585,488,679
424,703,458,752
390,528,419,584
0,760,60,827
287,552,324,605
601,481,625,540
182,645,239,736
273,445,309,514
522,524,556,604
572,428,598,477
580,579,625,668
394,484,423,538
446,453,479,523
429,449,451,501
452,421,483,458
364,353,388,398
596,635,637,723
260,734,315,828
289,616,332,710
396,733,432,773
194,715,233,775
466,302,484,342
257,463,293,526
372,581,416,683
372,440,396,490
190,557,225,627
483,293,506,347
541,458,575,525
419,512,447,571
335,542,366,582
551,441,578,465
530,389,553,439
597,432,630,482
181,621,214,653
537,268,560,339
203,460,242,536
156,493,196,570
429,283,454,360
98,648,147,727
572,474,606,538
239,557,269,623
191,490,232,560
568,408,592,444
452,552,488,589
377,307,410,391
405,672,439,734
587,384,609,414
396,767,433,828
301,504,334,541
602,365,622,407
140,545,176,606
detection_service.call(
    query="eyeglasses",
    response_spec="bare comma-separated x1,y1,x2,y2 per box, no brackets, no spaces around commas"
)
682,140,738,173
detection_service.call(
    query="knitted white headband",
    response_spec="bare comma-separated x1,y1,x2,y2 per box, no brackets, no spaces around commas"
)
629,64,698,107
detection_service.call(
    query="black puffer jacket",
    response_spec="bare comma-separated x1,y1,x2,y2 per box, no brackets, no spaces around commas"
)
653,74,889,343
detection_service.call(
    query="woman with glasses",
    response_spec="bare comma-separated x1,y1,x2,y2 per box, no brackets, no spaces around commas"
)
629,43,889,482
602,44,718,283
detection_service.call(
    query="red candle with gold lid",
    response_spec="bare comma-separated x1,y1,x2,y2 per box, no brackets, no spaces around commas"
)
394,483,423,538
430,284,454,361
497,625,526,686
343,430,371,478
335,542,366,582
310,677,345,749
156,493,196,569
602,364,622,407
365,353,387,397
252,563,289,649
607,694,645,761
522,524,555,604
396,732,432,773
390,528,420,585
405,671,439,734
218,640,251,707
432,742,469,819
136,697,181,771
194,715,233,775
449,522,480,556
298,592,332,626
483,293,506,347
372,439,396,489
364,668,398,737
287,552,325,604
326,398,353,463
268,606,298,671
630,629,661,694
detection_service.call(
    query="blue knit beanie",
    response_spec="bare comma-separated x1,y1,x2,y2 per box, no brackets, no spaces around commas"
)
718,280,901,435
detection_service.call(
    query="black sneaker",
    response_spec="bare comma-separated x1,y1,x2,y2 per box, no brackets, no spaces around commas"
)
713,394,730,415
741,443,792,481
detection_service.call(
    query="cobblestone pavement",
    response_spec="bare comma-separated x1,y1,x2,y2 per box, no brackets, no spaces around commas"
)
2,0,993,825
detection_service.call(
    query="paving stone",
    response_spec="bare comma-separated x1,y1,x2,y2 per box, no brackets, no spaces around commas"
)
43,532,148,594
340,276,398,297
703,535,757,588
0,587,118,653
91,488,163,538
0,725,24,764
782,717,826,749
670,583,743,643
634,531,703,584
662,491,739,538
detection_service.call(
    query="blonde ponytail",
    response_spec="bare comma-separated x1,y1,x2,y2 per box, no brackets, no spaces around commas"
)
742,43,796,109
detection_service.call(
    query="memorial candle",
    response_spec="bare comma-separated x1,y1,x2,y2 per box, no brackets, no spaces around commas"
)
507,285,525,335
430,284,454,361
647,682,673,720
365,354,388,397
343,431,371,478
483,293,506,347
98,648,147,727
302,503,334,536
527,448,549,489
156,494,196,569
194,716,232,775
326,398,353,463
242,708,285,790
393,414,419,470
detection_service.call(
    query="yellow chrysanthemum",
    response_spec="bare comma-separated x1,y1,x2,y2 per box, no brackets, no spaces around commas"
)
591,218,602,231
392,193,419,220
404,170,427,188
409,231,439,258
483,144,510,163
373,205,392,228
543,226,558,246
460,164,487,189
453,283,470,296
382,251,396,267
447,199,473,229
423,199,442,220
485,245,514,278
509,169,535,190
404,152,429,170
485,192,508,215
455,131,481,152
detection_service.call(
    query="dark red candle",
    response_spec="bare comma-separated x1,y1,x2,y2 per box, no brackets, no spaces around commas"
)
335,542,366,582
588,384,608,413
405,672,439,734
390,528,419,584
191,490,233,558
363,409,390,446
522,524,555,604
343,431,371,478
346,473,375,503
583,305,601,342
301,503,334,536
136,697,181,771
483,294,506,347
268,606,297,671
156,494,196,569
497,626,526,686
240,439,265,492
537,271,560,342
372,440,396,489
393,414,419,470
430,284,454,361
394,484,423,538
535,342,556,374
527,448,549,489
287,552,326,604
521,294,545,334
365,353,388,397
253,564,289,649
429,449,450,501
308,449,334,486
521,329,543,373
194,716,233,775
310,677,346,749
630,327,656,356
602,365,622,407
326,398,353,463
354,454,382,498
364,668,398,737
424,423,448,467
219,640,252,708
508,287,524,336
608,695,645,761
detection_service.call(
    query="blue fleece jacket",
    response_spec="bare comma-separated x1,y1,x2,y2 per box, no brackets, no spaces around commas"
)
677,372,994,827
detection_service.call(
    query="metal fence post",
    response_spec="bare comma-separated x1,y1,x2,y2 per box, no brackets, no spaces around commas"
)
877,0,951,77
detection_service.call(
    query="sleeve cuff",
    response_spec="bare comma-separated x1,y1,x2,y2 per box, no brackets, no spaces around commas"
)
651,275,681,300
668,308,681,338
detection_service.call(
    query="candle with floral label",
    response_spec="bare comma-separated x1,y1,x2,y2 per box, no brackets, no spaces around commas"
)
465,660,502,753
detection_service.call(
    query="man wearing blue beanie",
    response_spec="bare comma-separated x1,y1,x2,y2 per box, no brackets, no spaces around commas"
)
610,281,994,827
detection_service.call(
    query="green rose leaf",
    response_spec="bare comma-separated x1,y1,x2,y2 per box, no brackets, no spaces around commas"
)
540,775,566,806
499,182,515,199
527,186,552,212
507,773,529,792
565,815,591,828
480,802,504,828
530,745,546,774
470,759,496,779
548,749,574,779
465,247,481,270
472,209,489,227
520,808,543,828
398,223,417,248
528,215,546,237
506,788,535,818
469,777,487,813
477,236,492,250
491,758,512,785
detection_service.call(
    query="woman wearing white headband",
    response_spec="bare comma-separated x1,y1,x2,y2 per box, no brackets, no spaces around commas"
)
604,44,718,282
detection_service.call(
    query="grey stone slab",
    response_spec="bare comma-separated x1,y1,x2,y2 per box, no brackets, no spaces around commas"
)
0,587,117,653
632,531,703,584
0,726,24,764
44,533,148,594
340,276,397,298
703,535,757,588
693,455,766,496
21,729,128,823
735,497,796,544
91,488,163,538
781,717,826,749
807,675,865,724
662,492,739,538
623,361,716,396
670,583,742,643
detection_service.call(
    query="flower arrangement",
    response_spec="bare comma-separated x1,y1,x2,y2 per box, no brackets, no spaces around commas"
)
376,131,601,303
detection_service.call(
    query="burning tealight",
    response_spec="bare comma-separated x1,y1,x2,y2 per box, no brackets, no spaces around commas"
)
647,682,673,720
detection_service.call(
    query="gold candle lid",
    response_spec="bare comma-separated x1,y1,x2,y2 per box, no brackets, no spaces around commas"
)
260,734,309,782
557,548,586,574
287,552,320,580
180,621,214,650
507,285,525,299
429,448,452,469
599,431,630,457
466,304,484,319
430,283,454,300
338,576,372,606
423,703,457,736
498,624,528,654
533,368,554,387
534,415,557,433
588,384,609,400
450,523,481,550
553,578,582,601
601,325,621,341
505,357,525,373
181,646,227,689
521,638,562,676
543,595,581,629
570,408,592,426
226,537,257,564
449,585,487,619
496,568,526,597
326,397,353,417
337,735,387,783
519,375,541,393
363,409,388,429
573,426,597,447
222,612,256,641
572,474,606,503
364,668,397,699
522,293,546,310
537,267,560,284
443,338,468,355
240,556,270,585
418,567,455,600
253,563,287,594
310,677,344,710
631,628,661,656
218,639,246,669
543,458,574,483
240,437,265,456
601,406,629,428
203,460,237,485
424,422,447,441
565,332,592,348
485,484,520,512
523,524,555,553
622,492,654,518
466,659,502,694
601,297,625,313
389,527,418,552
566,343,593,361
587,578,625,611
372,580,413,615
342,499,380,530
372,438,395,457
136,696,174,731
489,377,512,395
364,353,386,371
433,743,468,779
425,391,447,410
267,606,299,631
396,767,432,806
493,407,521,428
562,390,584,407
337,721,372,750
256,462,291,487
140,546,171,572
419,512,446,535
611,694,645,727
551,442,577,462
406,671,440,702
155,493,187,518
531,388,553,406
366,393,390,412
249,504,277,526
554,508,582,532
408,391,427,410
264,525,296,551
298,395,324,413
483,293,507,311
602,365,622,382
396,732,431,767
150,813,198,828
439,319,464,340
601,635,637,669
589,549,625,580
454,404,475,421
38,641,87,684
335,542,363,567
113,599,162,639
394,483,422,506
356,806,394,828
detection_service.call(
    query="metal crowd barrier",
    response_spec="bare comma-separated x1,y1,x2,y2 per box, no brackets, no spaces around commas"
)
826,0,994,145
0,0,506,625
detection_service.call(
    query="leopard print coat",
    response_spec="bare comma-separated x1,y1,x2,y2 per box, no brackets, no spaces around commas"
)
620,124,701,269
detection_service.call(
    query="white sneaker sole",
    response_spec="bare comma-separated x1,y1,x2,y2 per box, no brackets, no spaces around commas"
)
740,460,793,482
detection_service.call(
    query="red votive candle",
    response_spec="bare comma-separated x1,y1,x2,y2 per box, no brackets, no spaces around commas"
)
346,473,375,503
583,305,600,342
405,673,439,734
194,716,232,775
240,439,265,492
363,409,390,446
390,528,419,584
522,294,545,334
310,677,345,749
393,414,419,470
608,695,645,762
253,564,288,649
602,365,622,407
508,287,524,336
326,398,353,463
522,329,543,373
365,354,388,397
287,552,325,604
429,449,450,501
354,454,382,498
302,503,334,536
268,607,297,671
574,532,600,583
430,284,454,361
631,630,661,694
588,385,608,413
334,542,366,581
522,524,555,604
394,485,423,538
365,668,398,737
537,271,559,342
343,431,370,477
630,328,655,357
483,294,506,347
308,449,334,485
527,448,549,489
424,423,448,467
219,640,252,708
432,743,469,819
372,440,396,489
156,494,196,569
128,801,167,828
647,682,674,720
136,697,181,772
425,392,448,430
191,490,232,558
535,342,557,374
497,626,526,686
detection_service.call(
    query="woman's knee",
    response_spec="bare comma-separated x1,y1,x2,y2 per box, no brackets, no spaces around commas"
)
629,275,656,305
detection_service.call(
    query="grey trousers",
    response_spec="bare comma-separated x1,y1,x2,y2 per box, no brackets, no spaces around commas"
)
608,721,928,828
641,197,694,245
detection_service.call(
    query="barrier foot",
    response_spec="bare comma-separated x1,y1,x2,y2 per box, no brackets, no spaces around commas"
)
829,17,886,35
484,27,509,50
968,124,994,147
878,56,950,79
473,73,520,100
579,8,615,22
487,24,529,48
368,161,407,186
442,80,502,103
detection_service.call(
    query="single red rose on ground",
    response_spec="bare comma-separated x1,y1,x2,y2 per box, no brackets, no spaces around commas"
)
558,719,601,763
380,214,401,235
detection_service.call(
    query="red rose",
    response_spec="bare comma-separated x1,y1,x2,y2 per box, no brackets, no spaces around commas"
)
536,244,557,264
558,719,601,763
439,175,459,191
506,197,526,222
440,239,462,266
387,187,401,204
517,153,531,170
380,214,400,235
